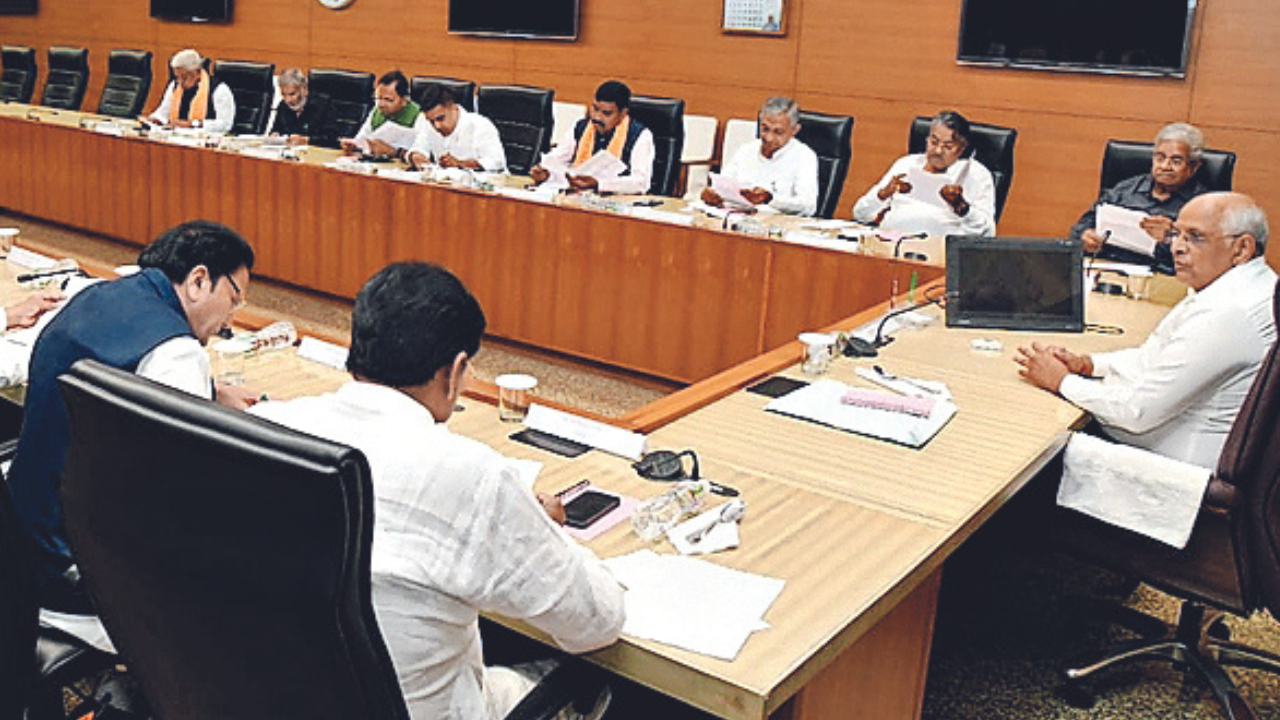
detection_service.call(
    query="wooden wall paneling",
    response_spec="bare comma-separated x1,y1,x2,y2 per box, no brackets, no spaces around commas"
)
108,137,154,244
1189,0,1280,131
761,245,944,352
44,123,78,226
1197,126,1280,269
280,163,328,290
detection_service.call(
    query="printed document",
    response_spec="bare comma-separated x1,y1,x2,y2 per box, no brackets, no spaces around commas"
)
1095,203,1158,257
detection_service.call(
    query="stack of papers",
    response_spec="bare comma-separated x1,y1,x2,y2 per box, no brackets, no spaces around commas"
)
603,550,783,660
765,379,956,448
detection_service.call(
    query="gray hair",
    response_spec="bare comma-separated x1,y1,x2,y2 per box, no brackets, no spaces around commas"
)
278,68,307,88
759,97,799,126
170,49,203,71
1155,123,1205,162
1220,200,1269,257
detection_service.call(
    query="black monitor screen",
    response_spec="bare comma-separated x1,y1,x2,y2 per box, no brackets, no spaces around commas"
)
0,0,36,14
957,0,1197,77
946,237,1084,333
449,0,579,40
151,0,231,22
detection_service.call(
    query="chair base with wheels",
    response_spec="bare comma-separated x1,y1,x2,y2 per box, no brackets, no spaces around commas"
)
1060,599,1280,720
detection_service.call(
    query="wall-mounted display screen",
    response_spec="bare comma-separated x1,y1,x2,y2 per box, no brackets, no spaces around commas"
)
957,0,1197,77
0,0,37,15
151,0,232,23
449,0,579,40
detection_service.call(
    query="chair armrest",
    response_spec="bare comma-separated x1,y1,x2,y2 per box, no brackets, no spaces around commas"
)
501,660,608,720
1203,476,1241,513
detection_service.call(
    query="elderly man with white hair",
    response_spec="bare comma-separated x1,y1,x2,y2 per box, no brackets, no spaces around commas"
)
701,97,819,216
144,48,235,134
1019,192,1277,468
1070,122,1212,270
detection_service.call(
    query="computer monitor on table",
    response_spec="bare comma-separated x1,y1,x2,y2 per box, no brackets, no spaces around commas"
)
945,236,1085,333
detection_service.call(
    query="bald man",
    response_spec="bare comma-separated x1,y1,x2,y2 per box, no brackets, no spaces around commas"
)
1017,192,1277,467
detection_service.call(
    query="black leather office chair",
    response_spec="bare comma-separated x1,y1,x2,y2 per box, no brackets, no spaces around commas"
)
628,95,685,197
309,68,376,143
797,110,854,218
96,49,152,118
411,75,476,112
1099,139,1236,194
39,46,89,111
0,439,115,720
1055,277,1280,720
57,360,604,720
908,116,1018,222
213,59,275,135
0,46,37,104
477,84,555,175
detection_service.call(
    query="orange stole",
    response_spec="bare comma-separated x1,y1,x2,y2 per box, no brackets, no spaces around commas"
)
572,116,631,167
169,70,212,125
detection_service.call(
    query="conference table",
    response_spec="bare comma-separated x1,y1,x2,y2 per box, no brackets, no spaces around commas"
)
0,106,1177,720
0,104,943,386
164,283,1161,720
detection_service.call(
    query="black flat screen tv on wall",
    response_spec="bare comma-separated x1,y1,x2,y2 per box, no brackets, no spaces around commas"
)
151,0,231,23
0,0,37,15
449,0,579,40
957,0,1198,78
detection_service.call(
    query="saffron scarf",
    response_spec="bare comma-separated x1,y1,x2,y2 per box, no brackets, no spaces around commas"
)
169,69,211,125
572,115,631,167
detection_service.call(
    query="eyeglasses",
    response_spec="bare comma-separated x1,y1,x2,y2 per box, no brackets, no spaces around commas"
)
1163,229,1247,247
1153,152,1189,169
224,274,246,310
926,135,961,152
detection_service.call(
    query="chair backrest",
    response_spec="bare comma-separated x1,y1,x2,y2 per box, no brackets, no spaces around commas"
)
410,75,476,112
1099,139,1236,195
720,118,756,168
797,110,854,219
0,453,37,720
39,46,89,111
682,114,717,163
213,59,275,135
551,101,585,150
309,68,376,142
0,46,37,104
908,115,1018,222
57,360,410,720
1215,277,1280,619
96,49,152,118
476,84,554,175
629,95,685,196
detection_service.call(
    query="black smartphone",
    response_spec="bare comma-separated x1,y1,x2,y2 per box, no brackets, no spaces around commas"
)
563,490,621,529
746,376,809,399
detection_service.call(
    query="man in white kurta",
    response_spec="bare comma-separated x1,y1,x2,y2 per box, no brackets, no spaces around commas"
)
407,85,507,173
251,262,624,720
703,97,819,216
853,110,996,236
1017,193,1277,468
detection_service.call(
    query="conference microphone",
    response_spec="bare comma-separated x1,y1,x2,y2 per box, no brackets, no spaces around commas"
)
1086,230,1127,295
891,232,927,258
844,295,941,358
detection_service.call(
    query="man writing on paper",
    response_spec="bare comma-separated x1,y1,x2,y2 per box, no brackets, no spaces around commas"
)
251,263,624,720
340,70,426,158
1069,123,1211,272
405,85,507,173
10,220,259,653
530,80,655,195
1017,193,1276,468
700,96,819,217
144,49,235,134
269,68,336,147
853,110,996,236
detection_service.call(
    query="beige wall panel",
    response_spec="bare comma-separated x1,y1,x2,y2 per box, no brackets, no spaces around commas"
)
1190,0,1280,131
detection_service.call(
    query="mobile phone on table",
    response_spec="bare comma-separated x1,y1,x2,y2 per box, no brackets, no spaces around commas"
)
563,490,622,529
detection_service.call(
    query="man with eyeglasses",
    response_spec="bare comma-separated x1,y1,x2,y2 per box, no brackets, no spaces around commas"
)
8,219,258,656
340,70,426,158
853,109,997,236
1017,192,1276,468
701,96,819,216
1069,123,1211,271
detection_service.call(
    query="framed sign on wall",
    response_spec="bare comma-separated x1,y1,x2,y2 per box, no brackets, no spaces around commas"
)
722,0,785,35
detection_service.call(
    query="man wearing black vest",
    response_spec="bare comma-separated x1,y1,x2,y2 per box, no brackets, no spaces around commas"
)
9,220,257,653
144,49,236,134
270,67,337,147
530,80,655,195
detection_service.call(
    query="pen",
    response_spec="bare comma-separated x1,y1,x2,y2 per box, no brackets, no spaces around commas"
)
555,479,589,499
708,481,740,497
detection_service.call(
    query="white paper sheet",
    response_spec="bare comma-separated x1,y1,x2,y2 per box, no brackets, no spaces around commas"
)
902,163,954,208
1095,203,1158,257
709,172,754,208
765,379,956,448
603,550,783,661
524,404,647,460
296,336,349,370
570,150,627,182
